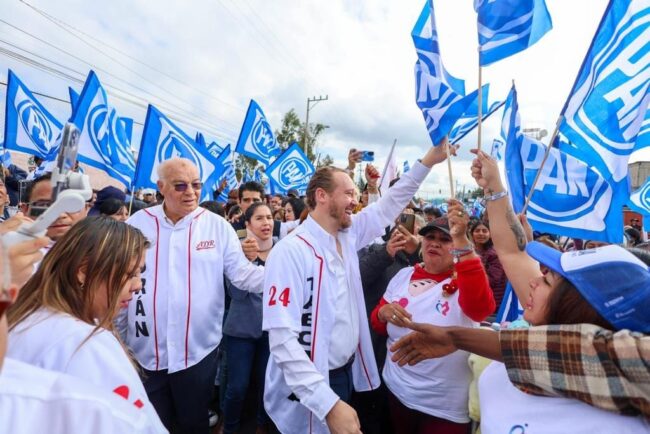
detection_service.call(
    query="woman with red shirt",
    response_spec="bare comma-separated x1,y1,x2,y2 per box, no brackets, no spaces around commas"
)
371,200,495,434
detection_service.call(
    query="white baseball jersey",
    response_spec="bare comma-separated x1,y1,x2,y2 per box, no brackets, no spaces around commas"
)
122,205,264,373
7,308,164,429
479,362,650,433
0,358,167,434
263,161,431,434
382,267,476,423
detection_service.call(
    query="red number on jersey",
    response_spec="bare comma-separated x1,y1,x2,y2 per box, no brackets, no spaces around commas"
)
268,286,277,306
268,286,290,307
278,287,290,307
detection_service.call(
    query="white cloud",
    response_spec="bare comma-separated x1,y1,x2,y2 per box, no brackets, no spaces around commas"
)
3,0,645,198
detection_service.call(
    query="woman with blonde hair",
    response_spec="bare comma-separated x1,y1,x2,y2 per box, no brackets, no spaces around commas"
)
6,216,166,432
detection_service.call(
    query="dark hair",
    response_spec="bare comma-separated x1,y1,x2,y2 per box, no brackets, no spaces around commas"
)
545,248,650,331
238,181,265,200
305,166,347,209
227,204,242,219
200,200,225,217
25,173,52,202
285,197,306,219
244,202,272,223
98,198,126,216
469,219,493,249
423,206,442,218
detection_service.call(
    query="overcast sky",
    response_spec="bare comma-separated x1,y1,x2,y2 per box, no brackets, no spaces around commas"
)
1,0,643,197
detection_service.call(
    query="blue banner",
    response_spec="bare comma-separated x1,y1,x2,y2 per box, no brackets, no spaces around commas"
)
69,87,80,110
503,85,626,243
235,99,280,166
266,142,315,195
412,1,482,145
215,144,238,203
134,105,220,202
3,70,62,159
475,0,553,66
559,0,650,183
69,71,135,188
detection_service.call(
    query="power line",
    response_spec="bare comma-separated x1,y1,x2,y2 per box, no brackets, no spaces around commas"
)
0,23,239,141
0,44,239,141
17,0,245,113
0,19,240,139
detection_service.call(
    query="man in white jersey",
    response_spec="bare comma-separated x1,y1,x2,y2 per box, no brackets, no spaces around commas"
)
120,158,264,433
262,141,451,434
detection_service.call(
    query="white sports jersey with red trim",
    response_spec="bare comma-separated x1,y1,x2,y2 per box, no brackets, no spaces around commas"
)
382,267,476,423
0,358,168,434
121,205,264,373
263,161,431,434
7,308,164,429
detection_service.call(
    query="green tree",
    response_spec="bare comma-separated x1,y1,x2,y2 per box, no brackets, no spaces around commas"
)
275,108,328,164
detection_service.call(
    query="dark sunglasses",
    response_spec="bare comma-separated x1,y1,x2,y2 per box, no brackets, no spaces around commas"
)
173,182,203,192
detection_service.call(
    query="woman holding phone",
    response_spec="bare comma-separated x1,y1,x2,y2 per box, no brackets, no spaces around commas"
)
370,199,495,434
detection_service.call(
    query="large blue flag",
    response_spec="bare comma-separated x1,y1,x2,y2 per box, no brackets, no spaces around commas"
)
235,100,281,166
3,70,62,159
412,0,481,145
628,176,650,231
135,105,220,202
215,144,238,203
559,0,650,183
475,0,553,66
69,71,135,188
266,143,314,195
503,85,626,243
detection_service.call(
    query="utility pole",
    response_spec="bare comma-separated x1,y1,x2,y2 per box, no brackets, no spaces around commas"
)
302,95,328,158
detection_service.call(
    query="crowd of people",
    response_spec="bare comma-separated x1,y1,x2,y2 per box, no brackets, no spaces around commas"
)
0,142,647,434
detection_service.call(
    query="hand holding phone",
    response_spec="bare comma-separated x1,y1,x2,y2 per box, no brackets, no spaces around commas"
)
398,213,416,234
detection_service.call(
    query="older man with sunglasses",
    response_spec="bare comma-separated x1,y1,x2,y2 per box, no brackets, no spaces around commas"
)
119,157,265,434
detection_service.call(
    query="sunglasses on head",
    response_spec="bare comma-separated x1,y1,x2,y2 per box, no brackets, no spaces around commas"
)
173,182,203,192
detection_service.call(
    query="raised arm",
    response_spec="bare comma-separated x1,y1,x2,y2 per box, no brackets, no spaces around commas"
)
470,149,541,305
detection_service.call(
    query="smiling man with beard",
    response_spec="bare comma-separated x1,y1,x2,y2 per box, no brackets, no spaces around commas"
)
262,139,454,434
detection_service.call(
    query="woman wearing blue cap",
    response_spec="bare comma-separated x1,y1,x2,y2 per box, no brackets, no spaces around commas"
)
390,149,650,432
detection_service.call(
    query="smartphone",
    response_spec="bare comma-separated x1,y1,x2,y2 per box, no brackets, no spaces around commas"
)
398,213,415,234
52,123,80,201
236,229,248,240
361,151,375,162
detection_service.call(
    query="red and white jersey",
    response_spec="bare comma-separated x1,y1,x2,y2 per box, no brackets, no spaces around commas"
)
7,308,164,430
0,358,167,434
263,161,431,434
479,362,650,434
122,205,264,373
383,267,476,423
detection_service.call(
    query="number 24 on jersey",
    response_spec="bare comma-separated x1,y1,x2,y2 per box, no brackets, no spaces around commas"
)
268,286,290,307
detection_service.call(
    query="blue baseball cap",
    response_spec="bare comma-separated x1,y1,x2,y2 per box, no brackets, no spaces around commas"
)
526,241,650,332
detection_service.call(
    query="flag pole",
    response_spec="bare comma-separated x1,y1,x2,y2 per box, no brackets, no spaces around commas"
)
477,47,483,151
446,141,455,198
520,115,563,214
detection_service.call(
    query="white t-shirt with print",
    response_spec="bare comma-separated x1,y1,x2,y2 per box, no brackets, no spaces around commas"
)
383,266,477,423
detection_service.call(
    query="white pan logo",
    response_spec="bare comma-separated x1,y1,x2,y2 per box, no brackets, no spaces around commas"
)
251,109,276,158
522,138,611,226
158,131,204,176
17,98,53,155
278,154,310,190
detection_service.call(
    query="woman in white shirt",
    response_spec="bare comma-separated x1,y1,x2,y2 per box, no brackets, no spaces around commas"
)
6,216,166,432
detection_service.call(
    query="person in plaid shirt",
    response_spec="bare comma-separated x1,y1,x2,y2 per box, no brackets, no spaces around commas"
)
390,150,650,429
